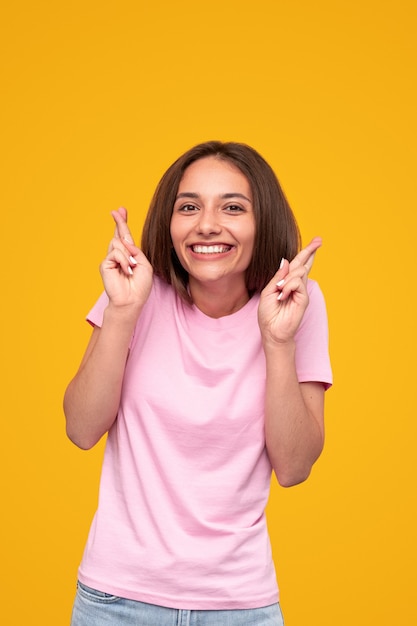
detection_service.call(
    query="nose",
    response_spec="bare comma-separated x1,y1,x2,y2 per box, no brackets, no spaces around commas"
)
196,208,221,235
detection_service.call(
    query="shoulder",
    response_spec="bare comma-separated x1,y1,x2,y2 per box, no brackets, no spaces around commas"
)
307,278,324,297
306,279,328,313
150,276,179,309
295,280,332,388
297,279,329,336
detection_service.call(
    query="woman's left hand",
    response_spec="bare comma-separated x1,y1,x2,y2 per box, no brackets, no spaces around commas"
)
258,237,322,345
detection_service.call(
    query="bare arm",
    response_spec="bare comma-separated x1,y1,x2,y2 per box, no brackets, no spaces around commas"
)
63,208,153,449
263,341,325,487
258,238,326,487
64,306,140,449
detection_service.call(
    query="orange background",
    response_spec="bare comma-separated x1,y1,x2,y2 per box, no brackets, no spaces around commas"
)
1,1,416,624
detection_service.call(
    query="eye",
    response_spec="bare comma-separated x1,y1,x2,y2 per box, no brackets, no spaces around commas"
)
179,203,199,212
224,204,244,213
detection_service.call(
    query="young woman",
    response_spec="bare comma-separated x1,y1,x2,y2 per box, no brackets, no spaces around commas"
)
64,141,332,625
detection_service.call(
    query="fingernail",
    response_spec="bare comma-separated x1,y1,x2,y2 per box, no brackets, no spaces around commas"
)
129,255,137,265
277,292,283,301
124,235,134,244
128,266,134,275
279,258,285,270
276,279,285,287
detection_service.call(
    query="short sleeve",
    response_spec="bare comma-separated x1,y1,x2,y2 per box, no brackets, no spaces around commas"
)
86,291,110,328
85,282,158,348
294,280,333,389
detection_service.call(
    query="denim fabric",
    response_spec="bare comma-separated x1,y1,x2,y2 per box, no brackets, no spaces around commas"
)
71,582,284,626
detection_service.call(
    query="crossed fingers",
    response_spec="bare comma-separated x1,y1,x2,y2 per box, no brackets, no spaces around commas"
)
111,208,135,244
276,237,322,301
106,208,139,276
290,236,322,273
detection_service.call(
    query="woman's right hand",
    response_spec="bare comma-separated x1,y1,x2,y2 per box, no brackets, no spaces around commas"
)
100,207,153,309
64,207,152,449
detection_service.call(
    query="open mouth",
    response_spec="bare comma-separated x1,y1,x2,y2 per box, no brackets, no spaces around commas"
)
191,245,232,254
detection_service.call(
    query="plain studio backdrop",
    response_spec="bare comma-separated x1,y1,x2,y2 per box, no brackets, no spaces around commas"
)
1,1,416,624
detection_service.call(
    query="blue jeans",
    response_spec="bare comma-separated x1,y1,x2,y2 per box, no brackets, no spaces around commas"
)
71,582,285,625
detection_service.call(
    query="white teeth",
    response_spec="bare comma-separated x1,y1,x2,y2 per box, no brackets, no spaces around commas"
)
192,245,231,254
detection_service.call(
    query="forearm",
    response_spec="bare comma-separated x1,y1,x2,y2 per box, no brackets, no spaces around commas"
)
64,304,141,449
263,340,324,487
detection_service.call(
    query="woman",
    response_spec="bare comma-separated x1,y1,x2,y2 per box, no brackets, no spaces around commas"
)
65,141,332,625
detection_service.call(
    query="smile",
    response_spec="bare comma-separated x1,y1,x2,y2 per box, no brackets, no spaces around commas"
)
191,245,232,254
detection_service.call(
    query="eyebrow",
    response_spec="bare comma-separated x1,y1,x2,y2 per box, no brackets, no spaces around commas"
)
176,192,252,203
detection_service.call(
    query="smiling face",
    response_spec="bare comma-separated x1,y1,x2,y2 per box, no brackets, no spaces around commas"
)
170,156,256,297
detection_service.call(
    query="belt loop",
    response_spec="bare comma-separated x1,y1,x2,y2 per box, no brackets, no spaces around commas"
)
177,609,191,626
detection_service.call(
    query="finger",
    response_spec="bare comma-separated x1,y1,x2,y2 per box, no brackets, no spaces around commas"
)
111,207,126,239
290,237,322,273
109,236,140,268
260,258,288,297
277,275,308,302
102,246,135,277
304,250,317,274
275,264,309,298
111,208,135,244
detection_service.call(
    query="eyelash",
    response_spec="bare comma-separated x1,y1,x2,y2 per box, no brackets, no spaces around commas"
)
178,204,244,213
224,205,244,213
179,204,198,212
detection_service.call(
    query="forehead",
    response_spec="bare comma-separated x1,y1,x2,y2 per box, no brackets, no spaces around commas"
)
179,156,251,194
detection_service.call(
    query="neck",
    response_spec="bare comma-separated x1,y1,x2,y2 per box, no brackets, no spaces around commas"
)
189,278,250,318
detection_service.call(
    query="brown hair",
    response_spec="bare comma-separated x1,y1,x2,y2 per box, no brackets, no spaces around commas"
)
141,141,301,303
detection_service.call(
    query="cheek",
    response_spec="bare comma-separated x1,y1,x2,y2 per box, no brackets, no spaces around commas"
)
170,222,187,263
241,223,256,254
169,220,180,248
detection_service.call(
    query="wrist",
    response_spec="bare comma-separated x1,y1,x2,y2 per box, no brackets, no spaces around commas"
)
262,337,297,370
103,301,142,328
262,335,296,354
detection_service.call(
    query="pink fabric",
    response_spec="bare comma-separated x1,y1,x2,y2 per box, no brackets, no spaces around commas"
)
78,277,332,609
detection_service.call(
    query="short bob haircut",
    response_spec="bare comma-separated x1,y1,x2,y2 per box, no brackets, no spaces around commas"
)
141,141,301,303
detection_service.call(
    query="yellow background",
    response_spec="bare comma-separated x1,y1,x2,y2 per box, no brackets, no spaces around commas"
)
1,1,416,624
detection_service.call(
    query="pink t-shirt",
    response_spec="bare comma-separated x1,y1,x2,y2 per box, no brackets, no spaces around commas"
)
78,277,332,609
